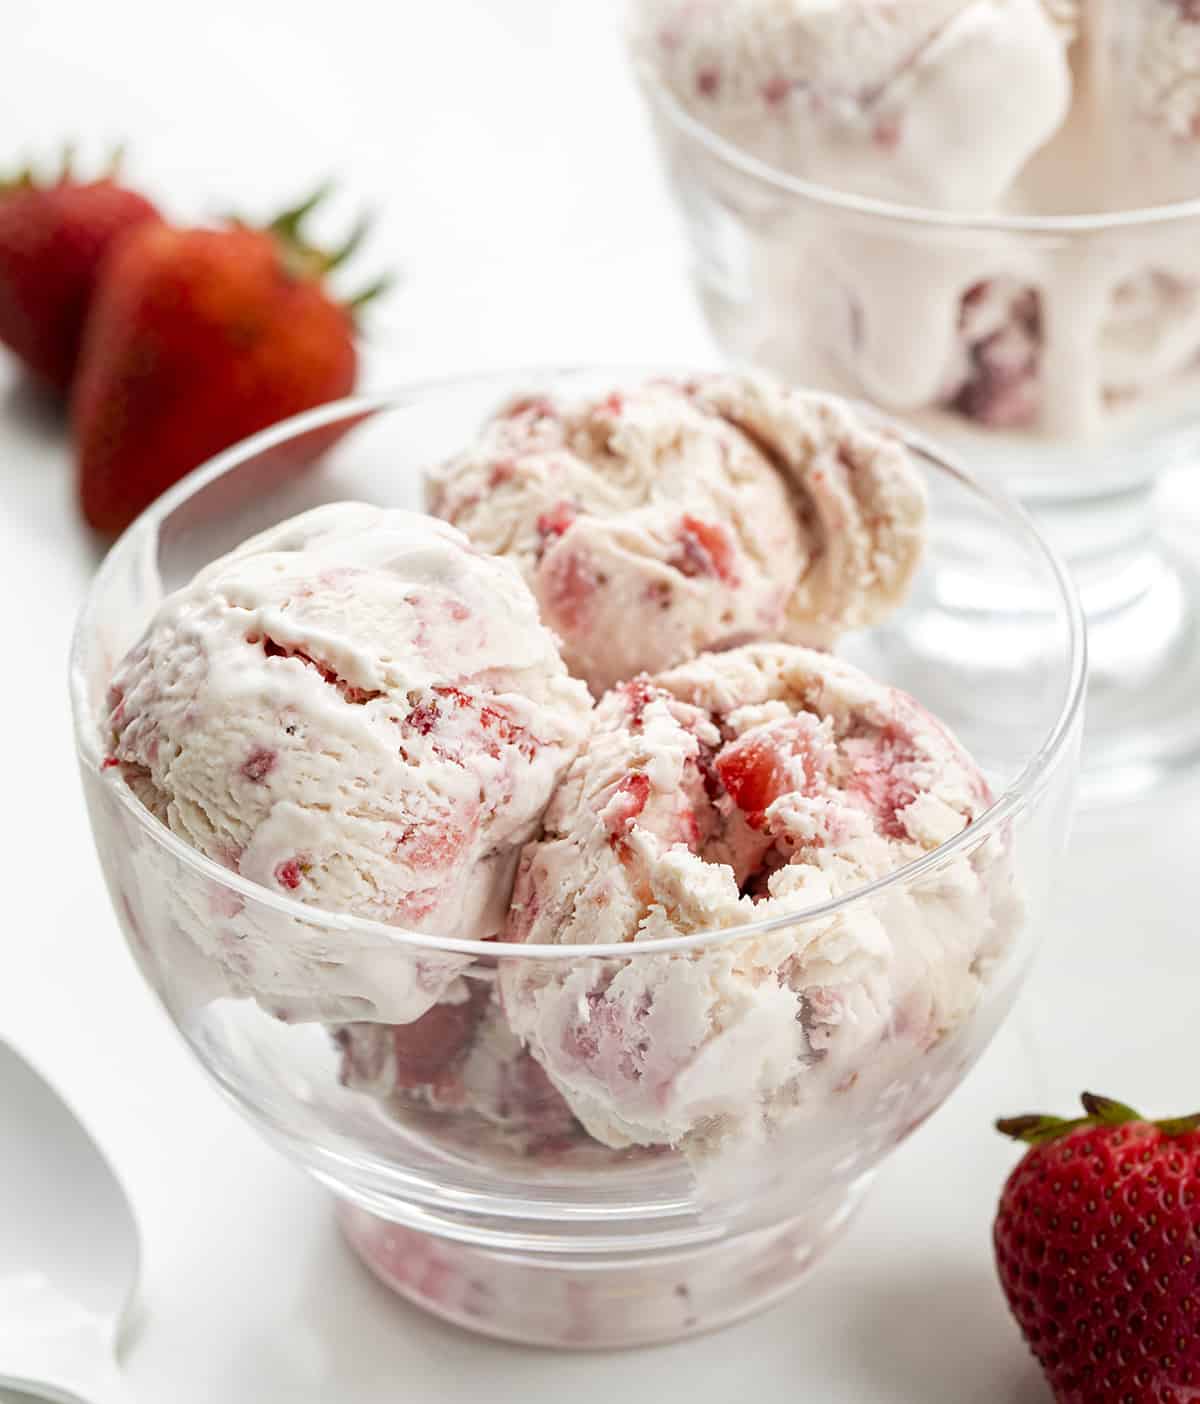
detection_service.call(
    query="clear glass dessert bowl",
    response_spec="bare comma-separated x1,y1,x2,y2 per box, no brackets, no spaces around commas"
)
636,67,1200,808
70,370,1084,1348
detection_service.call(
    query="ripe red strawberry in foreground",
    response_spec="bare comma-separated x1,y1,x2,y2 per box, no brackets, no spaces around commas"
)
73,188,386,534
0,153,161,391
994,1093,1200,1403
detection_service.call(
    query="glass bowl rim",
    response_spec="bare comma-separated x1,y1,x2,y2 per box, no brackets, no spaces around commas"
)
635,61,1200,236
69,367,1087,962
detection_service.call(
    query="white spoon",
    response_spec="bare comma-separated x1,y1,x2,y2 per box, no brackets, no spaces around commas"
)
0,1039,139,1404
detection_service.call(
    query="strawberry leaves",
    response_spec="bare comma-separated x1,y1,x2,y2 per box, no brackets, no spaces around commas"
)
998,1091,1200,1146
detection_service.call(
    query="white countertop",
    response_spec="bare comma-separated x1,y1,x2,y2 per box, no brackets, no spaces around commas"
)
3,2,1198,1399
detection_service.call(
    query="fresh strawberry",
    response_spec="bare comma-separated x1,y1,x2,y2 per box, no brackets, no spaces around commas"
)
994,1092,1200,1403
72,187,387,534
0,151,162,391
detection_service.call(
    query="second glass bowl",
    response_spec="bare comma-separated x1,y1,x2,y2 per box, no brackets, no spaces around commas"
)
71,371,1084,1347
636,67,1200,807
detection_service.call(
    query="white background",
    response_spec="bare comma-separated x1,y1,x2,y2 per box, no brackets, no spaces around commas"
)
1,2,1198,1400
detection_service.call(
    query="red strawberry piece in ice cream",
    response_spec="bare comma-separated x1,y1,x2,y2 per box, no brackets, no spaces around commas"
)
603,772,652,856
394,817,472,872
539,547,601,636
670,515,740,585
844,725,921,840
240,746,276,783
274,858,305,890
716,716,825,828
535,502,578,560
619,676,661,731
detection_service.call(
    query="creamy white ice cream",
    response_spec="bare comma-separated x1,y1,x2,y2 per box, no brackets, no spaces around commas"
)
427,374,926,694
500,642,1012,1155
103,503,592,1023
1096,0,1200,205
632,0,1072,208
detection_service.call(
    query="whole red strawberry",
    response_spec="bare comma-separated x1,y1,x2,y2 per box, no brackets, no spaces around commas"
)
0,151,162,391
72,187,387,534
994,1093,1200,1403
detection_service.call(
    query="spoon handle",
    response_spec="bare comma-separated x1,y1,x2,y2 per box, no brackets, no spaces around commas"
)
0,1316,130,1404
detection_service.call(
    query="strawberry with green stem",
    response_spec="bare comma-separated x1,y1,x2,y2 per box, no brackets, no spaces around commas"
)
0,147,162,391
72,185,391,534
994,1092,1200,1403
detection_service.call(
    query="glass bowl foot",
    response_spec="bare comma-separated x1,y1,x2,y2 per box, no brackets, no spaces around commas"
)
338,1185,869,1349
1076,532,1200,807
1021,479,1200,807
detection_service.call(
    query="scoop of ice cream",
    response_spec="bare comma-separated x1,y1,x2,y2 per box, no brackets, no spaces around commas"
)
1097,1,1200,205
693,374,927,636
499,643,1011,1154
631,0,1073,210
103,503,592,1022
1127,1,1200,140
427,375,926,695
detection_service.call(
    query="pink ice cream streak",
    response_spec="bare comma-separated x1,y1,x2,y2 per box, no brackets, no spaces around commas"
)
425,373,926,696
102,503,592,1025
499,642,1011,1155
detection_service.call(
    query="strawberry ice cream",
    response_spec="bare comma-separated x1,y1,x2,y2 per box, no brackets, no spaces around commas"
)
500,643,1010,1155
630,0,1073,209
1097,0,1200,206
102,503,592,1023
427,374,926,695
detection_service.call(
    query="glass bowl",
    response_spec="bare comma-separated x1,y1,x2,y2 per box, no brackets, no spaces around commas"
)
634,60,1200,807
70,370,1084,1348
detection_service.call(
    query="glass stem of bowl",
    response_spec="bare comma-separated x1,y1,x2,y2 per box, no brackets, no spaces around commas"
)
1024,478,1177,691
